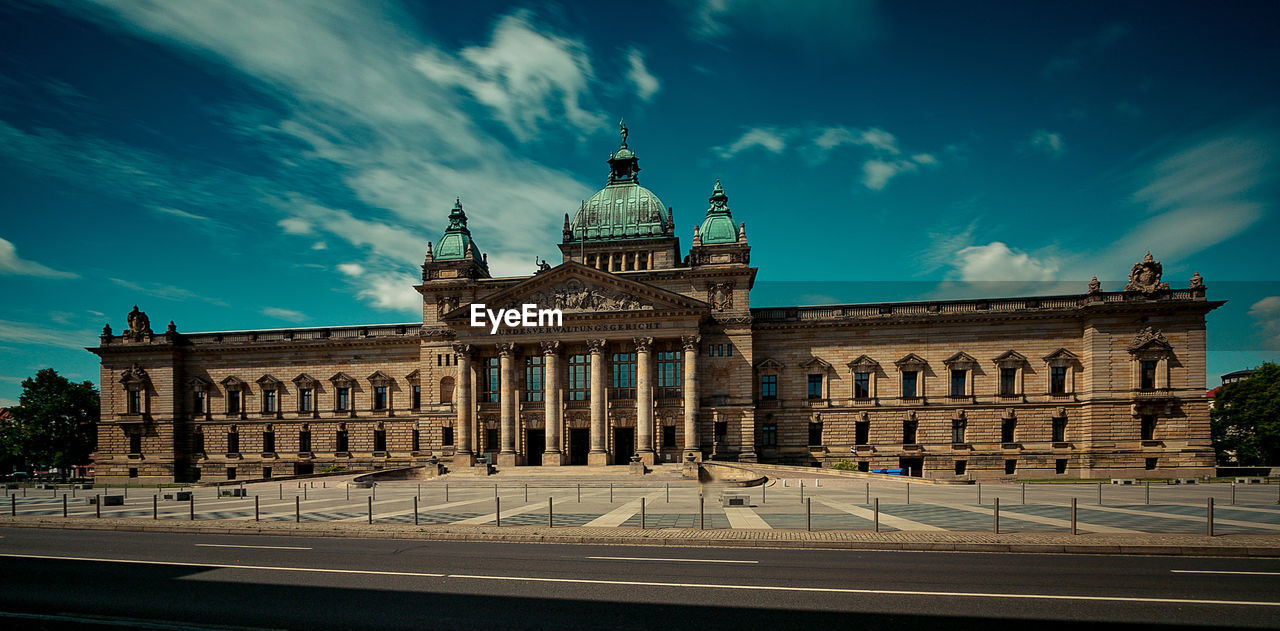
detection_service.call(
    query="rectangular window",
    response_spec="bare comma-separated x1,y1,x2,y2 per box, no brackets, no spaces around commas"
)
662,425,676,449
442,426,454,446
374,429,386,452
262,467,272,479
1145,457,1158,470
128,467,138,478
1056,459,1068,474
1004,459,1017,475
901,371,918,398
951,419,966,444
807,374,824,399
1141,415,1156,441
808,421,823,446
227,390,241,414
854,372,870,399
128,433,141,455
707,345,715,357
955,460,967,475
335,430,349,452
1000,368,1018,396
525,356,545,402
950,370,967,397
1050,366,1068,394
1002,419,1016,443
759,374,777,400
1052,417,1067,442
611,352,636,399
226,467,236,481
336,387,350,411
128,390,142,414
857,461,869,472
412,385,421,409
373,386,388,410
482,357,500,403
656,350,682,399
263,390,277,413
855,421,869,445
299,388,313,412
1139,360,1158,390
193,391,206,414
761,421,778,447
262,432,275,453
193,432,205,453
568,354,590,401
902,421,918,445
412,429,420,452
299,431,311,453
714,421,727,444
227,432,240,454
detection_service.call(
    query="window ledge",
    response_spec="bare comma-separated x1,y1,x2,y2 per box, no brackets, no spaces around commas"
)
1001,443,1021,450
335,452,351,458
902,444,923,451
261,452,277,459
296,452,312,458
373,451,389,457
852,444,873,452
224,452,241,459
1052,442,1071,449
126,453,143,460
950,443,971,450
1141,440,1163,448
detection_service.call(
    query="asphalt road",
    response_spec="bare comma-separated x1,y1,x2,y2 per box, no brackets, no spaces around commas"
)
0,527,1278,630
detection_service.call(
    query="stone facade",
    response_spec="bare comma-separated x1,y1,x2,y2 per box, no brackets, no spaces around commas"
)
89,126,1221,484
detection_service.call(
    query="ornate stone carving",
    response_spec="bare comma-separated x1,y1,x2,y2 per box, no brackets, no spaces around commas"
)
1087,276,1101,295
165,320,177,335
1189,272,1204,289
681,334,701,351
1128,327,1172,352
502,278,654,313
585,338,607,354
126,306,151,335
450,342,473,357
708,282,734,311
539,340,561,356
436,295,460,317
1003,408,1016,420
118,363,149,385
496,342,517,357
1123,252,1170,294
101,323,112,337
858,411,869,422
633,336,654,353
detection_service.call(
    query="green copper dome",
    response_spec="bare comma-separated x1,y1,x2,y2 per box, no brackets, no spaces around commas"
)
435,198,477,260
566,120,672,242
697,179,739,244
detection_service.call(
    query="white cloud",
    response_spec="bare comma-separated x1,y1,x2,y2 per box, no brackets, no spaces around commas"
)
261,307,307,323
625,48,660,102
1043,22,1130,77
0,237,77,279
814,126,900,154
692,0,884,55
356,273,422,313
1028,130,1065,157
310,241,327,250
1250,297,1280,351
0,319,94,349
336,262,366,277
277,217,313,235
952,242,1060,282
714,127,788,158
108,277,228,306
862,159,914,191
153,206,210,221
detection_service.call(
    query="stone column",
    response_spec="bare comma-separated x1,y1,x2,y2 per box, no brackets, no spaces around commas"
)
497,342,518,467
541,341,564,466
634,336,655,465
587,338,609,466
451,343,475,465
681,334,701,461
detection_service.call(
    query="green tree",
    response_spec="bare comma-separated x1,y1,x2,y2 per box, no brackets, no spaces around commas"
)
1211,363,1280,465
0,369,98,477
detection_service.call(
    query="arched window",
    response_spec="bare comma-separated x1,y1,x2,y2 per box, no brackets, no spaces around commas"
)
439,376,455,405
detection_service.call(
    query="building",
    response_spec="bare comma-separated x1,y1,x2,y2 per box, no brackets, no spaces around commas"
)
89,125,1222,484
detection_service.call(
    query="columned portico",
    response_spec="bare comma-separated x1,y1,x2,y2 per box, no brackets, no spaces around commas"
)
497,342,518,467
681,334,701,461
635,336,655,464
586,338,609,466
451,342,475,465
541,340,564,465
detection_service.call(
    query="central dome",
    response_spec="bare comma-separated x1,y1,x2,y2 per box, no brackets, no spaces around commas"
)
565,120,672,242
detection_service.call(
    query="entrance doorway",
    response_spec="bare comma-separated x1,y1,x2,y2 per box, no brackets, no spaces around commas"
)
526,430,545,466
899,457,924,477
569,428,589,465
613,428,635,465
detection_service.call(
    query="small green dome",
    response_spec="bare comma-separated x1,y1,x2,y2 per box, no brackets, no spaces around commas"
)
697,179,739,245
434,198,477,260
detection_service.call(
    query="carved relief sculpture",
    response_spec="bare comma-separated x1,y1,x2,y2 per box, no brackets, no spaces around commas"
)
709,282,734,311
1123,252,1170,294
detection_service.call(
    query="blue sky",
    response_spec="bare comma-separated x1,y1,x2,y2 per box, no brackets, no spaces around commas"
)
1,0,1278,404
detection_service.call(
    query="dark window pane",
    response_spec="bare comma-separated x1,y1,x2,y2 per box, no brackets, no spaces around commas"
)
808,374,823,399
1140,360,1158,390
950,370,967,397
760,374,777,400
1000,368,1017,395
854,372,870,398
902,372,917,398
808,422,823,445
1050,366,1068,394
855,421,869,445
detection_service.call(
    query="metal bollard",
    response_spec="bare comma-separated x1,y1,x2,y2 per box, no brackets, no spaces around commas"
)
418,484,421,499
873,497,879,532
368,496,373,524
255,495,260,522
1207,497,1214,536
295,496,300,522
641,497,646,530
906,483,910,505
1070,497,1077,535
866,482,870,505
279,484,283,500
1021,483,1026,505
303,486,307,501
413,496,418,526
993,497,1000,534
762,482,766,504
525,483,528,502
548,497,553,528
496,497,501,527
1231,481,1236,506
667,483,671,503
577,483,581,503
800,479,804,503
1097,482,1102,505
1146,481,1150,505
977,483,982,505
346,484,350,501
446,484,450,502
64,494,68,518
806,497,812,532
96,497,100,519
610,483,613,503
699,494,705,530
152,495,157,520
10,494,15,516
189,495,195,520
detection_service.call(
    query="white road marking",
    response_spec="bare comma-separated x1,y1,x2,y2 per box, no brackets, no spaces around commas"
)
815,498,945,531
445,573,1280,607
453,498,553,526
1171,569,1280,576
194,543,311,550
1083,504,1280,531
588,556,758,564
583,491,666,528
0,553,444,578
723,506,772,529
937,503,1141,534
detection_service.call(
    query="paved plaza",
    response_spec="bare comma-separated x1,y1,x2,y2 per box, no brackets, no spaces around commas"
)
7,475,1280,536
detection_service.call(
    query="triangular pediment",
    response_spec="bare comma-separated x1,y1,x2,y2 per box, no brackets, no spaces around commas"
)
1043,348,1078,362
405,369,421,385
256,374,281,387
367,370,393,384
219,375,245,388
895,353,928,368
443,261,708,320
800,357,833,372
848,354,879,372
992,350,1027,366
755,357,784,370
292,373,318,386
329,371,356,385
943,351,978,367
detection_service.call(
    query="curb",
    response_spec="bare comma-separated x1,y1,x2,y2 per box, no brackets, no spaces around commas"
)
3,517,1279,557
